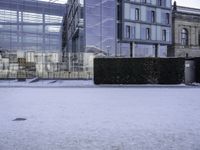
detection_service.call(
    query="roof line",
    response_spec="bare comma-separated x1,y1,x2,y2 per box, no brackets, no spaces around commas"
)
175,5,200,11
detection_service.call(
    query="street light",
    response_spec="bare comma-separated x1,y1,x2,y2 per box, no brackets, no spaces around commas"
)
106,46,111,56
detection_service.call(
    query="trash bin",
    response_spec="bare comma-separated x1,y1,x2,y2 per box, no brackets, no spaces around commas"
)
185,59,195,84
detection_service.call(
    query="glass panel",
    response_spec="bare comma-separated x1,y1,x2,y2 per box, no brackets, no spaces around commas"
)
85,0,116,56
23,12,43,23
0,0,66,80
45,15,63,23
0,9,17,23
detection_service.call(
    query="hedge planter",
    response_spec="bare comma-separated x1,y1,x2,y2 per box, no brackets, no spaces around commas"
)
94,58,185,85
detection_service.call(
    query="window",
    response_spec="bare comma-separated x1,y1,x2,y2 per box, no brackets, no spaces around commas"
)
23,12,43,23
45,15,63,24
117,4,121,20
158,0,166,7
151,11,155,23
166,13,170,24
142,0,147,3
198,32,200,46
162,29,167,41
135,8,140,21
0,9,17,23
181,28,188,46
126,25,131,38
125,25,135,39
130,26,135,39
146,28,151,40
117,24,122,39
158,0,162,6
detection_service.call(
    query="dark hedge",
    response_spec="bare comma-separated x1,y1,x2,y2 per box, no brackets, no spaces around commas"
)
195,57,200,83
94,58,185,85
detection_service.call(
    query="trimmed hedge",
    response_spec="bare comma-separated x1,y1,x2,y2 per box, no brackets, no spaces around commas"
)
195,57,200,83
94,58,185,85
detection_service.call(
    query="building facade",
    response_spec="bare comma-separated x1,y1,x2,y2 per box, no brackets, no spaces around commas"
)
0,0,66,78
119,0,172,57
0,0,66,53
168,3,200,57
62,0,84,71
62,0,172,64
84,0,116,56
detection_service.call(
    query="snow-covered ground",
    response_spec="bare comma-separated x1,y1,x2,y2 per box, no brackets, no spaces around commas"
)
0,87,200,150
0,79,94,87
0,79,198,88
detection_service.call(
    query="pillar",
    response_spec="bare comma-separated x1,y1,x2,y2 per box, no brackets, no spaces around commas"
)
130,42,136,58
155,44,158,58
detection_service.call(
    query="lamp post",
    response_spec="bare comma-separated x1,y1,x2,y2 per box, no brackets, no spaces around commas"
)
106,46,111,56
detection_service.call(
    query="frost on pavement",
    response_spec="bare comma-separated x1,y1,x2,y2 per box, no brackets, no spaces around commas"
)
0,88,200,150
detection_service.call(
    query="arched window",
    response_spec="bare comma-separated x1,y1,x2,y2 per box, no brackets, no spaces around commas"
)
181,28,188,46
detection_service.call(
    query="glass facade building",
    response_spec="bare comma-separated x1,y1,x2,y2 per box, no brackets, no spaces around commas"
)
85,0,116,56
62,0,117,73
120,0,172,57
0,0,67,79
61,0,84,72
0,0,66,53
63,0,172,59
0,0,173,80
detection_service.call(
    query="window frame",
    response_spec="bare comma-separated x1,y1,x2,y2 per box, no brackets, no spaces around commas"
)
151,11,156,23
135,8,140,21
166,13,170,24
181,28,189,46
198,30,200,46
146,28,151,40
162,29,167,41
126,25,131,38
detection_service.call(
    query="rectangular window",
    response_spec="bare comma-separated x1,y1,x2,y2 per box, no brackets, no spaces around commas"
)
130,26,135,39
117,5,121,20
166,13,170,24
158,0,166,7
146,28,151,40
23,12,43,23
142,0,147,3
0,9,17,23
117,23,122,39
126,25,131,38
162,30,167,41
151,11,155,23
199,33,200,46
158,0,162,6
135,8,140,21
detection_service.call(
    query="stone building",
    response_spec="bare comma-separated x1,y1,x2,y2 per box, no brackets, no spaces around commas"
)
168,2,200,57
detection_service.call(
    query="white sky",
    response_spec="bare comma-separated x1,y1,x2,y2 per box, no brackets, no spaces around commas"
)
172,0,200,9
39,0,67,4
39,0,200,9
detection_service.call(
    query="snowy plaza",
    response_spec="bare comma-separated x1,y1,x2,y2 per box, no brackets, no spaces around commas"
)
0,84,200,150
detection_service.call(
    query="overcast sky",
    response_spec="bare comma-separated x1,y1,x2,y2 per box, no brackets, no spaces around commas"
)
172,0,200,9
63,0,200,9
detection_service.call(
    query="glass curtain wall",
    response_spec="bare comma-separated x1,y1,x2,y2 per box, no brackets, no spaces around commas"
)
0,0,66,79
85,0,116,56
